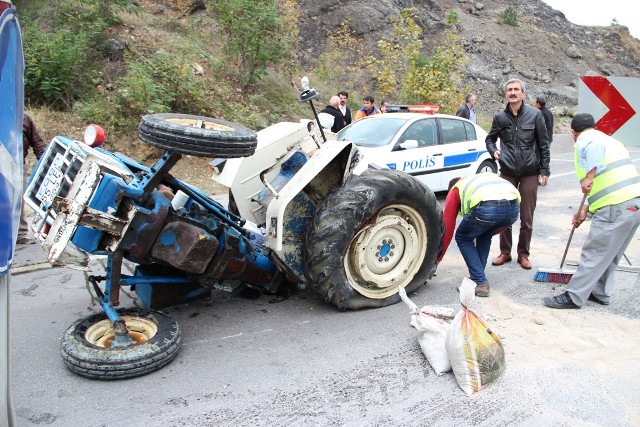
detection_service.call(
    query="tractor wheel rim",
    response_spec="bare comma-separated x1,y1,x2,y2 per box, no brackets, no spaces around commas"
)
85,315,157,349
345,204,427,299
166,117,235,132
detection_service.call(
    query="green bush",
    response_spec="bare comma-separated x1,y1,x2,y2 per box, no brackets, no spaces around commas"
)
23,19,100,109
22,0,137,109
446,9,460,25
75,96,131,134
117,64,171,115
499,6,518,27
47,0,137,29
75,51,210,130
114,52,208,118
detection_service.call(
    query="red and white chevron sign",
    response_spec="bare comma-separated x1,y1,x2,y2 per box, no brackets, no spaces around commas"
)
578,76,639,146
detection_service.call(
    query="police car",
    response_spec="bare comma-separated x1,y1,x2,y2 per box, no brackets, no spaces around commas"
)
338,113,497,192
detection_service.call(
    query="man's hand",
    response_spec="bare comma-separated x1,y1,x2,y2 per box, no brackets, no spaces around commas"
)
538,175,548,186
581,176,593,195
572,205,588,228
493,149,500,160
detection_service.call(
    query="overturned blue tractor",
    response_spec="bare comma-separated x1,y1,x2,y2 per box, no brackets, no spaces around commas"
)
25,82,443,379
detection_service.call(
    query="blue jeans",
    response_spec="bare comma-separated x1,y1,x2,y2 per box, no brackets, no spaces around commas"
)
455,202,520,285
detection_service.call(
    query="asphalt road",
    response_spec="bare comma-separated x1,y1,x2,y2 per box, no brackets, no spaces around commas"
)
8,135,640,426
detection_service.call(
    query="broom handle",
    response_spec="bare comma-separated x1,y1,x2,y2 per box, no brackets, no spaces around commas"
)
560,194,588,269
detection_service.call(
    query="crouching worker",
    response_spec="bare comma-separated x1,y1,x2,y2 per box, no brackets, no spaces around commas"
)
438,173,520,297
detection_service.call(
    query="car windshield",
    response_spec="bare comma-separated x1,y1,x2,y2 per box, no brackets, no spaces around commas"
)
337,117,408,147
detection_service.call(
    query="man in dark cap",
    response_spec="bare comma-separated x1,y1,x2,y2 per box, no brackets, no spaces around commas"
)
535,96,554,145
544,113,640,309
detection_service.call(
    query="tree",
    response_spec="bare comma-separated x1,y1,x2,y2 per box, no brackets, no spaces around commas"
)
365,8,469,112
315,21,361,86
215,0,297,90
498,6,518,27
364,8,423,100
402,28,470,113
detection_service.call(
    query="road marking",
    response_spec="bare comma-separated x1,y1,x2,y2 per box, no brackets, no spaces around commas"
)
11,262,52,275
220,333,243,339
548,171,576,179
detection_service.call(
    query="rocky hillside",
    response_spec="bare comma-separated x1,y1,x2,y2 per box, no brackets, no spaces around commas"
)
89,0,640,120
296,0,640,119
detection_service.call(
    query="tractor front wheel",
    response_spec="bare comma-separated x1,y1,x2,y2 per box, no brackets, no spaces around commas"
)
60,308,180,380
139,113,257,158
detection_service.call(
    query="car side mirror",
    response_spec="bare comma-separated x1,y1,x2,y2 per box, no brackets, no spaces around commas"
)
399,140,419,150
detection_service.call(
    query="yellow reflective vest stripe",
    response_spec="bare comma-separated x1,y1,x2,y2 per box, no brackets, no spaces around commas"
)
454,173,521,216
575,134,640,213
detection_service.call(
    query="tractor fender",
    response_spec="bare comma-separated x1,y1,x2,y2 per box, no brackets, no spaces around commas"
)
212,121,331,224
264,140,359,282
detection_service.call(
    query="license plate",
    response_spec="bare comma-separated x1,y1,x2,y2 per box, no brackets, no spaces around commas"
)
35,153,66,208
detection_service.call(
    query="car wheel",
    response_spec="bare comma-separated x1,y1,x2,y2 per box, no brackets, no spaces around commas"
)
139,113,257,158
60,308,180,380
476,159,498,174
304,169,443,310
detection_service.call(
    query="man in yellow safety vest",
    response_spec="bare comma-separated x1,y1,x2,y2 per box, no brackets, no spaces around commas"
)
438,173,520,297
544,113,640,309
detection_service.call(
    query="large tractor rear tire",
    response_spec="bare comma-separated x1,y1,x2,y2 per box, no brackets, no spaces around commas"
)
304,169,443,310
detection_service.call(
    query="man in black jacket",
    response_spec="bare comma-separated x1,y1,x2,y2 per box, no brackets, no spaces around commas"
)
486,78,550,270
319,96,345,133
535,96,554,145
456,93,477,123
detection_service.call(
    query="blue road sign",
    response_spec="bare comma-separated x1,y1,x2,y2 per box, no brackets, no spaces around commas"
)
0,7,24,275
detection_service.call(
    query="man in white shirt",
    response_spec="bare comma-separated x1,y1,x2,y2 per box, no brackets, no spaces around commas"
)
337,91,352,128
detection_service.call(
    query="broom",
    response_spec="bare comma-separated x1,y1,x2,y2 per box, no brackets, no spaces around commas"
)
534,194,587,284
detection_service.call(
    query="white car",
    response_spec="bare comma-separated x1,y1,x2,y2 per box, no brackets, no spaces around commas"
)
212,112,496,225
338,113,497,192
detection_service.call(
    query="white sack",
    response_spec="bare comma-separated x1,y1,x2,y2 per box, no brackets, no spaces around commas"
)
398,286,454,375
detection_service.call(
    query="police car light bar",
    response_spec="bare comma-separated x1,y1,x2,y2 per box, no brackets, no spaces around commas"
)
386,104,440,114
